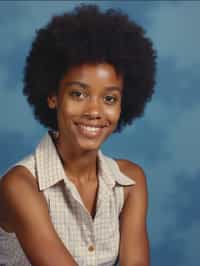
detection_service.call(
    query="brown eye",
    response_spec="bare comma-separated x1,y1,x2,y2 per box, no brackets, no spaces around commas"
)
69,90,85,99
104,95,117,104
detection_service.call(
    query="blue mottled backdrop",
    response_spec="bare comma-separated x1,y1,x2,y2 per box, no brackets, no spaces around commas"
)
0,1,199,265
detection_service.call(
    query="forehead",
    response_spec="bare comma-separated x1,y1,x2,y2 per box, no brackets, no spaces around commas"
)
60,63,123,86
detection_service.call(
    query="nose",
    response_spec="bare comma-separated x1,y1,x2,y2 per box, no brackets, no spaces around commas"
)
83,98,102,120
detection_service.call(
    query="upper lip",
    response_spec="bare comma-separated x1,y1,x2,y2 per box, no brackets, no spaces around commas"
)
74,122,108,128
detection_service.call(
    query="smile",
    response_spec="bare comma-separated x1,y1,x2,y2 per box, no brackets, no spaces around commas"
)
74,123,108,138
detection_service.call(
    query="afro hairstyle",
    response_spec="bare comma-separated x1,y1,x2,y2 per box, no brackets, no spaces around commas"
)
23,4,156,132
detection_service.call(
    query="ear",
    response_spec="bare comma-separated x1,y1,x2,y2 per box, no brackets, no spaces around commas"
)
47,94,57,109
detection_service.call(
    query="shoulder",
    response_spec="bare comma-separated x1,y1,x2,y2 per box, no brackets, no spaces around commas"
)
0,165,38,193
116,161,150,265
115,159,147,184
0,166,39,210
0,166,47,230
114,159,148,205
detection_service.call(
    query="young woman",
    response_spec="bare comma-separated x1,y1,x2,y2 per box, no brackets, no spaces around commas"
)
0,4,156,266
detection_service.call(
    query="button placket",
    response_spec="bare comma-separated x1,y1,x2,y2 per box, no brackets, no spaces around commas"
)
82,216,96,266
87,241,96,266
82,217,95,245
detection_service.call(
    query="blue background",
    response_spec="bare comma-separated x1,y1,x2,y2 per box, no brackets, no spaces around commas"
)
0,1,200,265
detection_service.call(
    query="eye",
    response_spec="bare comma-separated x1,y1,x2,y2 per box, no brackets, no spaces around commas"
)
104,95,118,104
69,90,86,100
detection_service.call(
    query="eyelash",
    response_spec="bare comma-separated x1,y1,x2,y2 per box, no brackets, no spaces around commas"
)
104,95,118,104
70,91,84,98
69,90,118,104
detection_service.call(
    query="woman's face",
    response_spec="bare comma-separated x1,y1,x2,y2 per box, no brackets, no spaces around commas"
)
48,63,123,152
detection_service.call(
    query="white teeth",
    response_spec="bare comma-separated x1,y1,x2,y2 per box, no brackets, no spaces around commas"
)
80,125,101,132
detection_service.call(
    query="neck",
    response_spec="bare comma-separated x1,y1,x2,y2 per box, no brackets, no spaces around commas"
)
50,131,98,183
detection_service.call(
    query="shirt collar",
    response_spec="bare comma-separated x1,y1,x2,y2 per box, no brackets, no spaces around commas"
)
35,131,135,191
98,150,136,189
35,131,67,191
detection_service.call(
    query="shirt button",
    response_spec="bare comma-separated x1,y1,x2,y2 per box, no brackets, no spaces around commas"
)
88,245,95,252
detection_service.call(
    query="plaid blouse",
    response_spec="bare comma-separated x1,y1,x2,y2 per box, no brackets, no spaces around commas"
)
0,132,135,266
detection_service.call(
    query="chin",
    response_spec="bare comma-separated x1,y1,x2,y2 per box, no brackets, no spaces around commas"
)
77,140,102,152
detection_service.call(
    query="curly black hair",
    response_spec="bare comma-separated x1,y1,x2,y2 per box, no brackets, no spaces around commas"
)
23,4,156,132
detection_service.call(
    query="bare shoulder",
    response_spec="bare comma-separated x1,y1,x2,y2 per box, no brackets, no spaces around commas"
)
115,159,148,204
1,165,37,189
0,168,78,265
115,160,149,266
115,159,147,184
0,166,48,231
0,165,39,200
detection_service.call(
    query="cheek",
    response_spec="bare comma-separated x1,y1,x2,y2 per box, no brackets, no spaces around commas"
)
60,102,82,117
106,106,121,123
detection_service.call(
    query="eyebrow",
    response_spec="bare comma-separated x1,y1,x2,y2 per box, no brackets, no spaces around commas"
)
63,81,122,92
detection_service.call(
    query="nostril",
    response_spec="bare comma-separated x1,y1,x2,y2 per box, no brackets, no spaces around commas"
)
83,101,102,119
83,113,102,120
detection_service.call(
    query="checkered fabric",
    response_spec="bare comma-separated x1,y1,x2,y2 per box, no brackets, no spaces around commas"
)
0,132,135,266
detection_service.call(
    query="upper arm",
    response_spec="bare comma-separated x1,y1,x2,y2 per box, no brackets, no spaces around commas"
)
0,167,78,266
117,160,149,266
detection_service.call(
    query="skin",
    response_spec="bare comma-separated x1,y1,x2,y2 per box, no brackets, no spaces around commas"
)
117,160,149,266
0,63,149,266
47,63,123,184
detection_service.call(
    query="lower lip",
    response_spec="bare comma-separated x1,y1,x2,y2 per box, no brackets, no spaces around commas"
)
75,124,106,139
